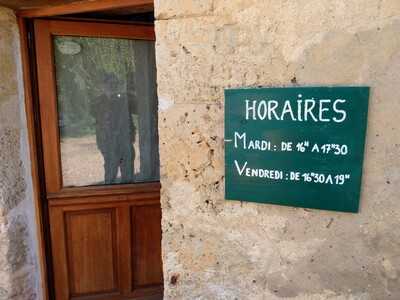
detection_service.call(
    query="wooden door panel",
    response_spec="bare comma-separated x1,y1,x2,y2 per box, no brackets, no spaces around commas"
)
50,203,124,300
49,206,70,300
65,209,118,296
132,205,163,288
49,197,162,300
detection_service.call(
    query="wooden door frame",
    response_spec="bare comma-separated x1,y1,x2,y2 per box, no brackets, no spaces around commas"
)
17,1,155,299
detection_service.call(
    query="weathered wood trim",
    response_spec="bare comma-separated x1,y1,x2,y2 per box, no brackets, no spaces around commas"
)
16,0,153,18
17,17,50,300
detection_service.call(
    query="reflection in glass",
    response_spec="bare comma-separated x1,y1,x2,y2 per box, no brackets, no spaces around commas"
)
54,37,159,187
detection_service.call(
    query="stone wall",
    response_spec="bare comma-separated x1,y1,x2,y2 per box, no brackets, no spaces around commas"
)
154,1,400,299
0,7,39,300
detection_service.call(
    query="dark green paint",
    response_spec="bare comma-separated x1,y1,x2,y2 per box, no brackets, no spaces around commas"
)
224,86,369,213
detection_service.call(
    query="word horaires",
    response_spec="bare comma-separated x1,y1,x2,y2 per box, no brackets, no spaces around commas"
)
245,95,347,122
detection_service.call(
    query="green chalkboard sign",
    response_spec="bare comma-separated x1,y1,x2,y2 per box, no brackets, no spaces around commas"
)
225,86,369,213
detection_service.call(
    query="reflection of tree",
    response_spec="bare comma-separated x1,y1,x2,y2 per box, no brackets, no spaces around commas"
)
55,37,160,182
54,37,136,137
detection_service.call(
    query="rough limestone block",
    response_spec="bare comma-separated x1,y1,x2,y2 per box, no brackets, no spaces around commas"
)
155,0,400,299
0,129,26,216
154,0,214,20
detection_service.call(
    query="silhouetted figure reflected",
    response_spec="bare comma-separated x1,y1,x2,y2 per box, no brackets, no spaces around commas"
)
91,73,135,184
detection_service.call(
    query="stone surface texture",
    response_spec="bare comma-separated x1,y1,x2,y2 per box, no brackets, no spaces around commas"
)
0,7,39,300
154,0,400,299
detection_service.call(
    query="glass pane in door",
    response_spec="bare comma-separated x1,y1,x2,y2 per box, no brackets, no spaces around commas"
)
54,36,159,187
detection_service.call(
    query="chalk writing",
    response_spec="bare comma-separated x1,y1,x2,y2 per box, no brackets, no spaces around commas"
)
234,160,351,185
225,86,369,212
229,132,349,156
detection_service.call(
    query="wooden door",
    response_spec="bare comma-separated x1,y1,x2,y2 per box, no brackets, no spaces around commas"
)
34,19,163,300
